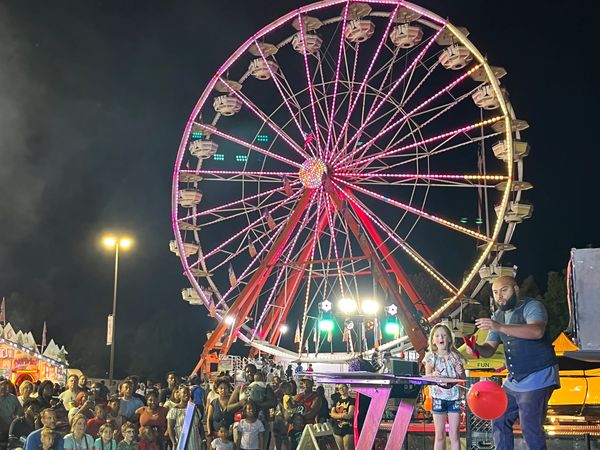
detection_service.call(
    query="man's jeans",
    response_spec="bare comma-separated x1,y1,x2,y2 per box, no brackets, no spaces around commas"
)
492,386,554,450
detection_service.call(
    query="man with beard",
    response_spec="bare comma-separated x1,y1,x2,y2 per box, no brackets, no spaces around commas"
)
470,276,559,450
24,408,64,450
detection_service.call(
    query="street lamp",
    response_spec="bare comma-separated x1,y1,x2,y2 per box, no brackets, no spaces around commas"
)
102,234,133,385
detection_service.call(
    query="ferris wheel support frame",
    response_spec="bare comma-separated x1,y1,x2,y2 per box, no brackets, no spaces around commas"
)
349,202,432,318
194,189,314,374
325,180,429,356
246,212,330,358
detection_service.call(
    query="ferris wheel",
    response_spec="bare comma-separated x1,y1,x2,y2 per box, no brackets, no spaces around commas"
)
171,0,532,373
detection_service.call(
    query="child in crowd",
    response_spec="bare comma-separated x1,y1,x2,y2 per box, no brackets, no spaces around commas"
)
246,373,267,404
281,381,298,420
40,427,55,450
87,404,108,438
117,422,139,450
138,426,159,450
95,423,117,450
210,425,234,450
423,323,466,450
289,413,305,450
235,401,265,450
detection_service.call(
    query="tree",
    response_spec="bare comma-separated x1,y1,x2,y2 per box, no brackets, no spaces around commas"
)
520,275,542,299
542,270,569,341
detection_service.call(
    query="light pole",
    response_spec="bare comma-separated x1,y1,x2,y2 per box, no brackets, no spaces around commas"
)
102,235,132,385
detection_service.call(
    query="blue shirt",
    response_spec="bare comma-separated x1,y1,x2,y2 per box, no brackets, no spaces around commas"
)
191,385,205,408
488,300,560,392
118,397,144,419
24,427,65,450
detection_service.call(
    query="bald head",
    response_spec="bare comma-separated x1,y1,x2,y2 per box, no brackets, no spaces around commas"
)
492,276,519,310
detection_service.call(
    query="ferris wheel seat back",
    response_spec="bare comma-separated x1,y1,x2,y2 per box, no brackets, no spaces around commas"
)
439,44,473,70
189,139,218,159
213,95,242,116
344,20,375,43
292,33,323,55
494,202,533,224
472,84,501,110
169,240,199,257
389,24,423,49
249,58,280,80
178,189,203,208
492,140,530,162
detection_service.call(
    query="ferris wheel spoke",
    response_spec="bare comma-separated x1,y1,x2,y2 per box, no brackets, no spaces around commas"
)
379,83,489,165
253,189,327,340
338,210,361,300
298,190,324,355
252,41,312,157
334,177,491,241
195,190,302,262
185,169,297,178
270,64,320,159
331,180,458,295
360,128,503,176
297,14,326,158
197,193,294,228
335,171,507,188
338,64,481,168
198,123,302,168
324,1,351,160
216,79,308,160
213,189,316,311
328,5,399,164
340,115,504,171
181,184,294,221
330,26,446,166
324,196,346,298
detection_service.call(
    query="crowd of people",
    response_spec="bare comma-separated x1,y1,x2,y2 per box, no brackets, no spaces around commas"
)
0,276,558,450
0,364,355,450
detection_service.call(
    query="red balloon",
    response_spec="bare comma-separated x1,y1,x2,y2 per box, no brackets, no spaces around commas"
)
467,381,508,420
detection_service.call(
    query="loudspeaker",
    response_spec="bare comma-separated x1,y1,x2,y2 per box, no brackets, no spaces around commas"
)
390,359,419,376
569,248,600,350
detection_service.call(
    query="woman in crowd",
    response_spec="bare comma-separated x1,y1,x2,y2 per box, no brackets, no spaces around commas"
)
315,386,329,424
330,384,355,450
135,390,167,448
64,413,95,450
36,380,55,410
206,379,233,438
17,380,34,405
166,385,189,449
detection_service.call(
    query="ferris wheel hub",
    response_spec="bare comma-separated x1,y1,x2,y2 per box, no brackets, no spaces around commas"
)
299,158,328,189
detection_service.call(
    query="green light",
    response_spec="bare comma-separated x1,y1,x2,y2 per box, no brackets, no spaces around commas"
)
191,132,203,139
460,217,468,224
475,218,484,224
384,321,400,336
319,318,334,332
357,141,364,146
213,154,225,161
257,134,269,143
236,155,248,162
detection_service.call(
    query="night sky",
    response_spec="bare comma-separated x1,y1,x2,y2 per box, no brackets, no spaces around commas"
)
0,0,596,380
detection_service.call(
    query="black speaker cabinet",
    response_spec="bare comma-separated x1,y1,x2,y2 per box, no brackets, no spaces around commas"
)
569,248,600,351
390,359,419,376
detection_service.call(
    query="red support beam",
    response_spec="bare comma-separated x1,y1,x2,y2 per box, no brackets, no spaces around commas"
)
349,202,431,317
324,181,429,356
265,212,330,346
193,190,313,375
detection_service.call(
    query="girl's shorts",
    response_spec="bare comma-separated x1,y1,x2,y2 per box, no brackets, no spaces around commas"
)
432,398,462,414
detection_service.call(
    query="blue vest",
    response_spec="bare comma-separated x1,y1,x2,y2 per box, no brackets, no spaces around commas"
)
495,298,557,382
